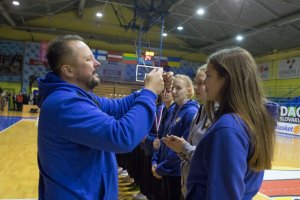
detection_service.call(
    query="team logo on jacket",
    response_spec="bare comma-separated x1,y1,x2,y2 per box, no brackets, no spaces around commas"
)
175,117,181,124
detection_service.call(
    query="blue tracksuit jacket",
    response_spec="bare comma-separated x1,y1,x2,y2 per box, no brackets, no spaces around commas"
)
186,114,267,200
140,103,165,156
37,72,157,200
152,100,199,176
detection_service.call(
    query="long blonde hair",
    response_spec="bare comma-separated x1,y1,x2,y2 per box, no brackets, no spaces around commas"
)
206,47,275,171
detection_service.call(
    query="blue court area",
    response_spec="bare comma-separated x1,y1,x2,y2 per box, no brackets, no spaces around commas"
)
0,116,22,131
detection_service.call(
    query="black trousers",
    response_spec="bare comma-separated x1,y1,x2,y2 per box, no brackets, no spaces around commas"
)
163,176,181,200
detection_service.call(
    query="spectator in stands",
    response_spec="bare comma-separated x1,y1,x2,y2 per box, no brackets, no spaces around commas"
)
12,93,16,110
6,92,11,110
0,87,2,111
28,92,34,105
22,92,28,105
33,91,38,105
152,74,198,200
16,92,23,111
186,47,276,200
0,90,5,111
37,35,173,200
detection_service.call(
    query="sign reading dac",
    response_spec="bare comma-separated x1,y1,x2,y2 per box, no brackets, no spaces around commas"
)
276,105,300,136
279,106,300,124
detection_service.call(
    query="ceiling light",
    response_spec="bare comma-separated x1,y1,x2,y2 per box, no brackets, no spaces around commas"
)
177,26,183,30
162,33,168,37
12,1,20,6
197,8,205,15
236,35,243,41
96,12,103,17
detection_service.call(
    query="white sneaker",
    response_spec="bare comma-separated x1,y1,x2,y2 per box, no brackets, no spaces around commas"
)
132,192,148,200
118,167,123,174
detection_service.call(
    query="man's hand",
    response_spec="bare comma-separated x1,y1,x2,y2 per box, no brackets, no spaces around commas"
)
162,72,174,92
144,68,164,95
161,135,186,153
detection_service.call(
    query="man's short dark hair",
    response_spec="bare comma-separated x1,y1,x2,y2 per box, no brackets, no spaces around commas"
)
46,35,84,75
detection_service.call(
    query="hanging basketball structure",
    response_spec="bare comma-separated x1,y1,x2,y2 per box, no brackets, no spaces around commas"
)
110,0,168,82
135,14,165,82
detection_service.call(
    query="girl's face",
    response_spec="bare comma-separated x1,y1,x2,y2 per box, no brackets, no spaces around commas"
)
162,91,173,104
194,71,206,103
172,78,190,106
205,63,225,102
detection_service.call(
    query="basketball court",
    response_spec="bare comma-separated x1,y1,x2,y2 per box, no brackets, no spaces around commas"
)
0,111,299,199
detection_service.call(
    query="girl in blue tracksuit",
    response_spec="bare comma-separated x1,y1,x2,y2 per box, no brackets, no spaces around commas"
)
152,74,199,200
186,47,276,200
152,90,176,200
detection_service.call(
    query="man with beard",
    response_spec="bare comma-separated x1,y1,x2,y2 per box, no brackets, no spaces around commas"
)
37,35,172,200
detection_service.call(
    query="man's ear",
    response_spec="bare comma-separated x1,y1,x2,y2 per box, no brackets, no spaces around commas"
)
61,65,74,78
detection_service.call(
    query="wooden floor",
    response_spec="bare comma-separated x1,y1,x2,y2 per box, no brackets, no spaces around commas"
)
0,110,39,118
0,110,299,199
0,111,39,199
272,134,300,169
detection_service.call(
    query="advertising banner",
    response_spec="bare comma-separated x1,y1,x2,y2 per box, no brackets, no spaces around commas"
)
0,40,23,82
276,122,300,135
276,104,300,136
278,57,300,79
257,62,270,80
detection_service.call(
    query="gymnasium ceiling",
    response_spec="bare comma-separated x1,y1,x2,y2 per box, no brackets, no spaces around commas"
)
0,0,300,61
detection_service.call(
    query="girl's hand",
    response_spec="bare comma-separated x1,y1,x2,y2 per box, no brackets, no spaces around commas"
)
162,135,186,153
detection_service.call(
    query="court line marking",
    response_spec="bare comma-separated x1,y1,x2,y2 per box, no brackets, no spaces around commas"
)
0,118,37,134
0,199,37,200
256,192,271,199
0,118,23,134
